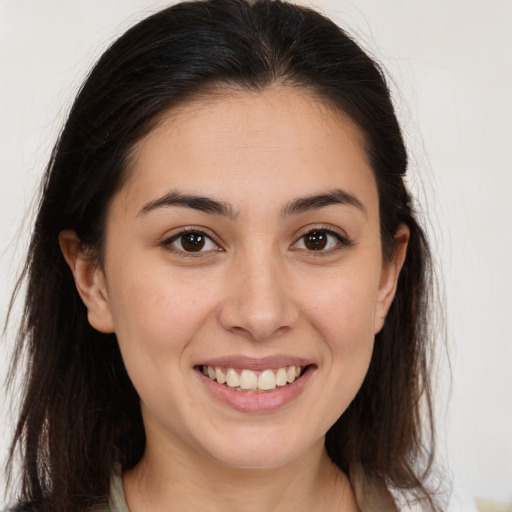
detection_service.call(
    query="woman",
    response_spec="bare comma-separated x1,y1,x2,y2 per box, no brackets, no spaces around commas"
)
4,0,440,510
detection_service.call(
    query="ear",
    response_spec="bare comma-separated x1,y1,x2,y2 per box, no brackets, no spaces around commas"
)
374,224,410,334
59,230,115,333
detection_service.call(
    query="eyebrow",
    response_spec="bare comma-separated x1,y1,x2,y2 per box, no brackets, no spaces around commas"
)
137,188,365,219
138,190,236,218
281,189,366,217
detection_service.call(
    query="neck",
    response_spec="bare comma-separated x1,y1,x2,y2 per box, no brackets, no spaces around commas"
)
123,436,358,512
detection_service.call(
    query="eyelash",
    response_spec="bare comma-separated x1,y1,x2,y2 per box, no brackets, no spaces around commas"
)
161,228,222,257
291,226,353,254
161,226,353,257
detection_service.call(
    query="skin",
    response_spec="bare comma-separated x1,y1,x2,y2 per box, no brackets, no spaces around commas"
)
60,86,408,511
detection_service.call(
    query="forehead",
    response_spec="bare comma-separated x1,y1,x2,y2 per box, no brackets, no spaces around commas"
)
118,86,378,217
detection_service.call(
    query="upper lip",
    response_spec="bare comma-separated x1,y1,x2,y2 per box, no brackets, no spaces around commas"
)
196,354,314,371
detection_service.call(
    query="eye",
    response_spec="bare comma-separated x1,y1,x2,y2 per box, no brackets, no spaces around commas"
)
165,230,220,253
292,229,346,252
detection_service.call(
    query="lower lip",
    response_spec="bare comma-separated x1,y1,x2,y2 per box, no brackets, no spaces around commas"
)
195,366,315,413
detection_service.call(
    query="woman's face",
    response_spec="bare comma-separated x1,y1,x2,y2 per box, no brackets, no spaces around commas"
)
75,87,405,469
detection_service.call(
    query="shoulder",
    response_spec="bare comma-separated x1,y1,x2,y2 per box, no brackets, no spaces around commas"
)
350,464,399,512
3,492,118,512
107,471,130,512
2,471,125,512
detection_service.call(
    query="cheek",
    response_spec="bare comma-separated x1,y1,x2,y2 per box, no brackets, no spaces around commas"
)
104,268,216,426
303,267,380,351
105,263,216,367
300,264,379,410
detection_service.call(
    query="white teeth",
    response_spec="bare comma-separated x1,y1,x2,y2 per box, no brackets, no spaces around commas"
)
203,365,305,392
240,369,258,390
226,368,240,388
215,367,226,384
276,367,288,386
258,370,277,391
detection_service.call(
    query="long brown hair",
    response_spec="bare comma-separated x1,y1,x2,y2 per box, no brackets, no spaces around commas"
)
5,0,441,510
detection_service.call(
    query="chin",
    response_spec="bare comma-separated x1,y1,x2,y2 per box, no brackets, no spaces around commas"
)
198,426,321,470
212,448,304,471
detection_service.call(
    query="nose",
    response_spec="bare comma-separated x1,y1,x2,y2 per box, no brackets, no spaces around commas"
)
217,250,299,342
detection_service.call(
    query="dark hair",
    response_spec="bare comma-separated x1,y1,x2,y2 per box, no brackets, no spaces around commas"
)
5,0,440,510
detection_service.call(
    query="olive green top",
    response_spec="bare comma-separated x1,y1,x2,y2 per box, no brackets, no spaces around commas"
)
107,471,130,512
3,465,398,512
105,465,398,512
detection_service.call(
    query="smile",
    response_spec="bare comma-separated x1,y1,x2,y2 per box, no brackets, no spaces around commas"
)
195,356,315,412
201,365,305,393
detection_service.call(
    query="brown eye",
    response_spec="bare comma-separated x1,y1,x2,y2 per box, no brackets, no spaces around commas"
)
180,232,205,251
292,229,346,253
303,230,328,250
167,230,219,253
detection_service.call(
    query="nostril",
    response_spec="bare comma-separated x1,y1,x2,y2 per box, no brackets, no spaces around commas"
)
224,323,292,342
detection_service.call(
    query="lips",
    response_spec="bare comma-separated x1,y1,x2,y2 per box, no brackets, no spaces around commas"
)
194,356,315,412
198,355,313,371
201,365,305,392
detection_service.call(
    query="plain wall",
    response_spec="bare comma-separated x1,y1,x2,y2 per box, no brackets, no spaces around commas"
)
1,1,511,510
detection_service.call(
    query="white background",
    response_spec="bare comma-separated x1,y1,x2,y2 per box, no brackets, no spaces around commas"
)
1,1,511,510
